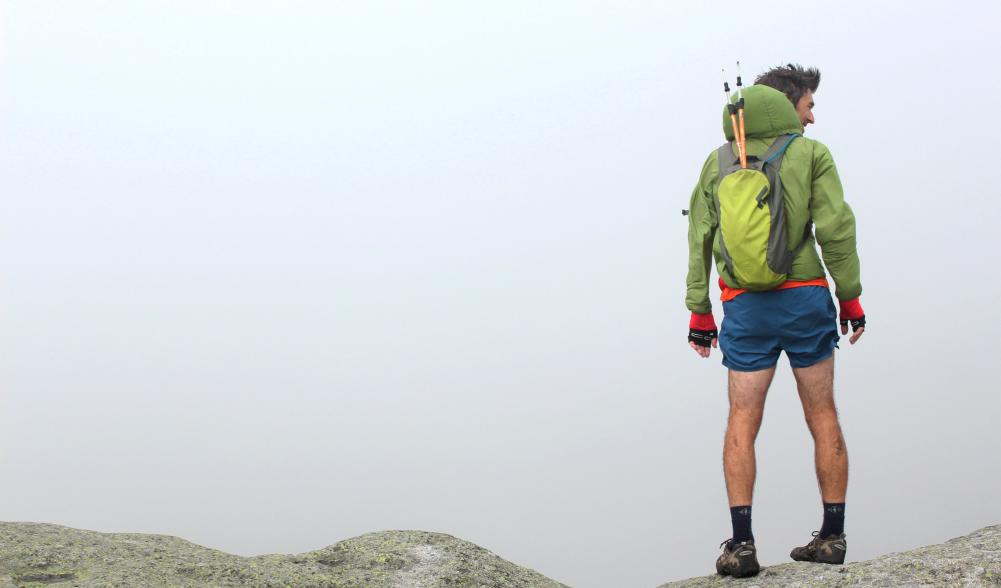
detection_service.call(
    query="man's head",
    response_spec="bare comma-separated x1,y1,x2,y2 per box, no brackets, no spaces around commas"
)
754,64,820,128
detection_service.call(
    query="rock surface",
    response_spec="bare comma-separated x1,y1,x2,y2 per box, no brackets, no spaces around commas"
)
3,522,999,587
659,524,1001,587
0,523,569,587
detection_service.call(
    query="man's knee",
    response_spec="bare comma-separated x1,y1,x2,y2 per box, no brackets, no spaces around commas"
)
815,428,848,459
724,427,756,456
804,407,845,443
726,408,764,444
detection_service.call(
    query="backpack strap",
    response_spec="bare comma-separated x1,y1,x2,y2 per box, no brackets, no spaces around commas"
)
761,134,801,274
794,220,815,256
762,133,812,260
762,133,800,165
717,142,740,177
757,133,799,194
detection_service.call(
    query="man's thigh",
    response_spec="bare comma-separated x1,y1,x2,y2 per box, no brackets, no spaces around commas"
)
728,367,776,414
792,355,836,413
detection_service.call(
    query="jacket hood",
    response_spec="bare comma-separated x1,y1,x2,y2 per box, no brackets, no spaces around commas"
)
722,85,803,140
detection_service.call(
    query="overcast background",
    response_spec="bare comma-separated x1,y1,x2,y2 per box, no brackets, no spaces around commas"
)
2,2,999,587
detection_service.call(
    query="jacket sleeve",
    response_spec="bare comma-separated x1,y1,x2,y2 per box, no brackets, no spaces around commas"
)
809,143,862,301
685,154,718,314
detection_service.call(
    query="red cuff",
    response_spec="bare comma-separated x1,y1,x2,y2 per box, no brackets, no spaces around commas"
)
839,298,864,320
690,312,717,331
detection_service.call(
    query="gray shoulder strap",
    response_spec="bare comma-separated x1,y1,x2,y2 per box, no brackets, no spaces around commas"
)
717,142,740,177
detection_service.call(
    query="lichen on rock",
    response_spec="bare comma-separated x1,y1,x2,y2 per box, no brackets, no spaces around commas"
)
0,523,568,587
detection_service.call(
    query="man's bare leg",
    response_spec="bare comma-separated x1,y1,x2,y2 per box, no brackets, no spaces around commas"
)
724,367,776,506
792,355,847,502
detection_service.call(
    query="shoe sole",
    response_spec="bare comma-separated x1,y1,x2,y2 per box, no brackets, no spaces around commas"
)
792,556,845,565
717,556,760,577
791,549,846,564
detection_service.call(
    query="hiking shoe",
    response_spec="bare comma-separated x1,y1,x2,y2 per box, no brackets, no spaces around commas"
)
716,538,760,578
790,531,847,564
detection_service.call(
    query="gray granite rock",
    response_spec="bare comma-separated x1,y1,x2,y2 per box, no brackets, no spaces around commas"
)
0,522,569,587
659,524,1001,587
4,522,999,587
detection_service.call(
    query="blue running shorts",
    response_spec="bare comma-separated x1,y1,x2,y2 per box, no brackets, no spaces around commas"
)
719,286,840,372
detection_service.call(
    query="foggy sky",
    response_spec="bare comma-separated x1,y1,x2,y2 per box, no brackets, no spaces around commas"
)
2,2,999,587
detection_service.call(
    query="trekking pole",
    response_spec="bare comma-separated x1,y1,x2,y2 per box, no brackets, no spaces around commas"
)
722,69,743,168
736,61,747,168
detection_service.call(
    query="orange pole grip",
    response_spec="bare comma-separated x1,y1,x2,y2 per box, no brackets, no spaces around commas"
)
737,108,747,168
729,113,741,166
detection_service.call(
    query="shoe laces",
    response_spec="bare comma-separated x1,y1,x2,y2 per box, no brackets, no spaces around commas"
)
807,530,846,546
720,538,752,551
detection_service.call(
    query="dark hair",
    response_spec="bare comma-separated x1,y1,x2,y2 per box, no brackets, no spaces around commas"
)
754,64,821,107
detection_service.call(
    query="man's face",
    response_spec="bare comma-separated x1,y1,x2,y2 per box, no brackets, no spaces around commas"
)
796,89,815,128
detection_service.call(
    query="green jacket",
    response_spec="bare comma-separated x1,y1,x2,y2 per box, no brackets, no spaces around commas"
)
685,85,862,314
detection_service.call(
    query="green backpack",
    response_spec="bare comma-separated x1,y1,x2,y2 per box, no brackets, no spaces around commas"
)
715,133,810,290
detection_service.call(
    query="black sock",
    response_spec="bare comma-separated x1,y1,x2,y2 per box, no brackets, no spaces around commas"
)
730,505,753,543
819,502,845,538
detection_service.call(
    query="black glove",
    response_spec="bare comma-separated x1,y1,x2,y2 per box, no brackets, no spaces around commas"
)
688,328,718,348
839,315,865,332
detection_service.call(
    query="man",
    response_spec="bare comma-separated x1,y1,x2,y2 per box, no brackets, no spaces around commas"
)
684,64,866,578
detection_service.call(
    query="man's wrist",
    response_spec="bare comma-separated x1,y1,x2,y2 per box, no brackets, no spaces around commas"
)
838,298,864,321
690,311,717,331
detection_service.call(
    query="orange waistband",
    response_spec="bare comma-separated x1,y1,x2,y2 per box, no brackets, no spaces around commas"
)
719,277,830,302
